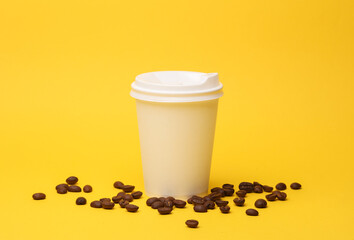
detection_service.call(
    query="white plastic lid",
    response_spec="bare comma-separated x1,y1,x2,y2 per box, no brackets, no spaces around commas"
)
130,71,223,102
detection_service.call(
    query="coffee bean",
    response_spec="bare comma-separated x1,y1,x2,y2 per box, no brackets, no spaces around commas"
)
32,193,46,200
290,182,302,190
100,198,111,203
193,204,207,212
187,197,194,204
126,204,139,212
164,200,174,208
254,185,263,193
119,199,129,208
192,198,204,205
215,200,229,207
203,196,212,202
122,185,135,193
113,181,124,189
151,201,164,209
233,197,245,206
158,207,173,215
185,219,199,228
117,192,126,197
223,188,235,196
131,191,143,199
166,196,175,201
112,196,121,203
146,197,158,206
204,200,215,209
263,185,273,192
192,195,203,201
76,197,87,205
254,199,267,208
236,190,247,198
66,176,78,185
123,194,133,202
68,185,81,192
211,187,225,197
57,187,67,194
173,199,186,208
246,208,259,216
253,181,263,187
83,185,92,193
222,183,234,189
276,183,287,190
265,193,277,201
158,197,167,203
209,192,223,201
102,201,115,209
275,191,287,200
90,201,102,208
239,182,254,193
56,184,68,190
220,205,230,213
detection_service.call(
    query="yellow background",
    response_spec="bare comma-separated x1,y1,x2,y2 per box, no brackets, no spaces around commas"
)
1,0,353,239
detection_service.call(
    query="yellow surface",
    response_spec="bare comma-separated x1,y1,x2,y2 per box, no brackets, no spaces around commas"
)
0,0,353,239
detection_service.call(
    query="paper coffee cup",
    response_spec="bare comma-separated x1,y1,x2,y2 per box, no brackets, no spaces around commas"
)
130,71,223,198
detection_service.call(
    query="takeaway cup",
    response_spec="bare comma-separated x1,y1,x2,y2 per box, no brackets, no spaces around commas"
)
130,71,223,198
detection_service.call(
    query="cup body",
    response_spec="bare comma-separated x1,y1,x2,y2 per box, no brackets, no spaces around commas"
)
136,99,219,198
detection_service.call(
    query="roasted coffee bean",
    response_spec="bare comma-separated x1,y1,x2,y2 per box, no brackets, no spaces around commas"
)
123,194,133,202
265,193,277,201
246,208,259,216
158,197,167,203
119,199,129,208
236,190,247,198
158,207,173,215
187,197,194,204
290,182,302,190
194,204,207,213
146,197,158,206
263,185,273,192
56,184,68,190
151,201,164,209
185,219,199,228
222,183,234,189
276,183,287,190
100,198,111,203
211,187,225,197
90,200,102,208
204,200,215,209
223,188,235,196
215,200,229,207
126,204,139,212
220,205,230,213
66,176,78,185
239,182,254,193
192,198,204,205
164,200,174,208
233,197,245,206
68,185,81,192
166,196,175,201
253,181,263,187
203,196,212,202
192,195,203,201
122,185,135,193
173,199,187,208
32,193,46,200
113,181,124,189
254,185,263,193
83,185,92,193
117,192,126,197
112,196,121,203
209,192,223,201
102,201,115,209
76,197,87,205
275,191,287,200
57,187,67,194
254,199,267,208
131,191,143,199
